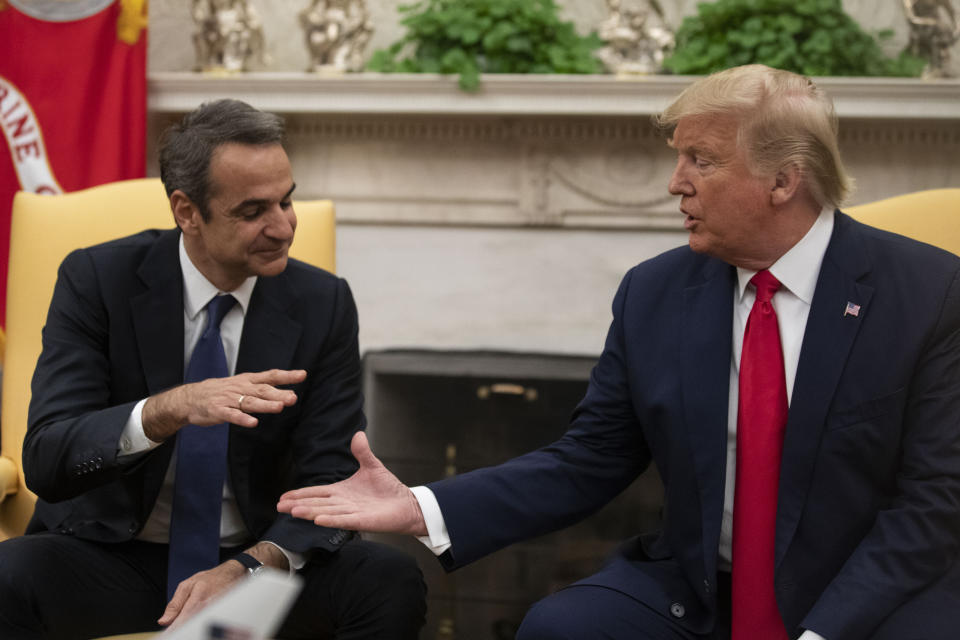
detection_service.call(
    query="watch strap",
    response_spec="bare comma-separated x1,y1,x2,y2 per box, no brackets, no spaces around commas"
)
233,552,263,572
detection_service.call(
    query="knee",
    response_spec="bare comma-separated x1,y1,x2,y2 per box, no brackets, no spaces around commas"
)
337,541,426,632
359,543,424,601
0,538,46,632
517,591,586,640
0,539,40,600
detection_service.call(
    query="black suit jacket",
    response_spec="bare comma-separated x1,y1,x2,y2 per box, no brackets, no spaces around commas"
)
430,213,960,640
24,228,362,554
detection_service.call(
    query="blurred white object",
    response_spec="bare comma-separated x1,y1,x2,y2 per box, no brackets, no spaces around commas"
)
158,568,303,640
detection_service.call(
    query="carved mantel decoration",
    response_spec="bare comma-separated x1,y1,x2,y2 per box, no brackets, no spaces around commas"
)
299,0,373,73
148,72,960,231
191,0,269,73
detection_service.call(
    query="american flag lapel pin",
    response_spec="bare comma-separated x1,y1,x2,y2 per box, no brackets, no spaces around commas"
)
844,301,861,317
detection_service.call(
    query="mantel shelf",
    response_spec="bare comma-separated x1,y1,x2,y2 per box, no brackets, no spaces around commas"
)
149,71,960,120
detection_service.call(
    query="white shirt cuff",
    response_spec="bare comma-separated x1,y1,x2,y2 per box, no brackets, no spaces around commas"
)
410,485,451,555
117,398,162,458
798,631,827,640
260,541,305,575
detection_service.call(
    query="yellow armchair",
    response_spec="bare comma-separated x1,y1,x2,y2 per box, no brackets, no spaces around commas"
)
0,178,335,539
847,188,960,257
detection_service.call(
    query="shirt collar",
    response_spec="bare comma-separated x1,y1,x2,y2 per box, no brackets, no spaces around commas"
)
179,235,257,321
735,206,834,304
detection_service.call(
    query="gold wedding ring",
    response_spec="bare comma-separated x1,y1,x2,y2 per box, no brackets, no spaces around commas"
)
238,395,245,411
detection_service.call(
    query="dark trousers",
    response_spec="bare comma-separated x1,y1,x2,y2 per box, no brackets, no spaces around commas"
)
517,571,732,640
0,532,426,640
516,560,960,640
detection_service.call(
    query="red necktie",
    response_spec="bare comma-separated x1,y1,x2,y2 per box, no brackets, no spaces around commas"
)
732,270,789,639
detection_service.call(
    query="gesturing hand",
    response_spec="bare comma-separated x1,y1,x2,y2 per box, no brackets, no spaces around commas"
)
143,368,307,442
277,431,428,537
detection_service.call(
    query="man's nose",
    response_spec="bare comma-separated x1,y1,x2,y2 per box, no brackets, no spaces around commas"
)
264,204,296,240
667,161,693,196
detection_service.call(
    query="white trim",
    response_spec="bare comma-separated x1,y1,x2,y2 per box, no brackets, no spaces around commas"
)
148,72,960,120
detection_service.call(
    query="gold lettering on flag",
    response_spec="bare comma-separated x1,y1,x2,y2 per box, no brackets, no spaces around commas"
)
0,75,62,195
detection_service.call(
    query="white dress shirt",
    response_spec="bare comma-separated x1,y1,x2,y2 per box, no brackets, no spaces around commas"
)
117,236,301,569
414,209,835,640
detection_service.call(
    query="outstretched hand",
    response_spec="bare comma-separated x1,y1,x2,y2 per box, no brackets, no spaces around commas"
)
277,431,428,536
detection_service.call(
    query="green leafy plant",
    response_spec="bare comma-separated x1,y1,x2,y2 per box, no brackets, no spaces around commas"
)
367,0,603,91
663,0,925,77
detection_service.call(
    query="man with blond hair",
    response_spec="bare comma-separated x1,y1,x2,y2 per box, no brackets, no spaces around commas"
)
279,65,960,639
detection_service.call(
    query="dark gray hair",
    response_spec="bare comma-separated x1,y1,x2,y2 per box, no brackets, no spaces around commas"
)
159,99,286,221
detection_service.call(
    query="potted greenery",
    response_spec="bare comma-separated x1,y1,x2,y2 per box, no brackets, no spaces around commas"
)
367,0,602,90
663,0,924,76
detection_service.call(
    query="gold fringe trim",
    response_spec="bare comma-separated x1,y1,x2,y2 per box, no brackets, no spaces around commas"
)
117,0,148,45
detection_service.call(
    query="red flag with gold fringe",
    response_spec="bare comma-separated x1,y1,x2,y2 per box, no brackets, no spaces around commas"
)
0,0,147,335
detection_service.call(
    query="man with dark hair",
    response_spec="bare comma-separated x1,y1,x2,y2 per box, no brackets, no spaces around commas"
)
0,99,426,639
279,66,960,640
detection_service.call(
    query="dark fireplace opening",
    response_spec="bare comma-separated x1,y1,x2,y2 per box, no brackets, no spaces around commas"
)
362,350,664,640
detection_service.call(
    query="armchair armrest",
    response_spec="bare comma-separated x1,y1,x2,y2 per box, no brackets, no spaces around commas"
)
0,456,18,503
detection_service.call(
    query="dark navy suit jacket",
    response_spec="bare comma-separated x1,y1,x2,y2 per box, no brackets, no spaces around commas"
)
430,212,960,639
24,228,362,554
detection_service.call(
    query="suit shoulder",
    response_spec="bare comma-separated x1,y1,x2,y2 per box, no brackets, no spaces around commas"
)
64,228,172,269
283,257,340,283
280,257,348,296
622,244,718,289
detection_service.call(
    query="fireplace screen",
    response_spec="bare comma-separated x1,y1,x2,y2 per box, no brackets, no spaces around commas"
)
363,350,664,640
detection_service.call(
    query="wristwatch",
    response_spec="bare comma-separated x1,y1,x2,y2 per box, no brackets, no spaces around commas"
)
233,552,265,576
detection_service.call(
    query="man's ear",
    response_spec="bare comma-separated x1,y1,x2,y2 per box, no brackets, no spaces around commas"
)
771,164,803,206
170,190,202,235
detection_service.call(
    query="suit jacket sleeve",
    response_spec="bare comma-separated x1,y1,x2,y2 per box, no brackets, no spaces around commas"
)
24,247,144,502
429,268,651,569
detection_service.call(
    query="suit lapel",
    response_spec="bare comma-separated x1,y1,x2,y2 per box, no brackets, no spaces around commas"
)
235,275,303,375
681,257,736,579
229,274,303,503
129,229,186,506
131,229,185,396
775,213,874,567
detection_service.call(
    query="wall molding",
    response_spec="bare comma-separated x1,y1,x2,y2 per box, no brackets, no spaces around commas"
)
149,72,960,120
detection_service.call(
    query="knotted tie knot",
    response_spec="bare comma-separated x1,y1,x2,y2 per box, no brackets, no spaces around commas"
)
204,294,236,337
750,269,782,305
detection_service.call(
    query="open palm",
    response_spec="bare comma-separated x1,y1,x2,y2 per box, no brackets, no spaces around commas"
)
277,431,427,536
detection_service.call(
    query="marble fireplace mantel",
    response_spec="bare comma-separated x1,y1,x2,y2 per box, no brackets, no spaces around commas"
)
148,72,960,119
145,73,959,355
147,72,960,231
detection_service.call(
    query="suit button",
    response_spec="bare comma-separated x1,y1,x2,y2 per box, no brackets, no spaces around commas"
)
128,522,138,534
670,602,685,618
703,579,711,594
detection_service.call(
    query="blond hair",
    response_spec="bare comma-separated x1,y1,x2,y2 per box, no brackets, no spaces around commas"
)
655,64,853,208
